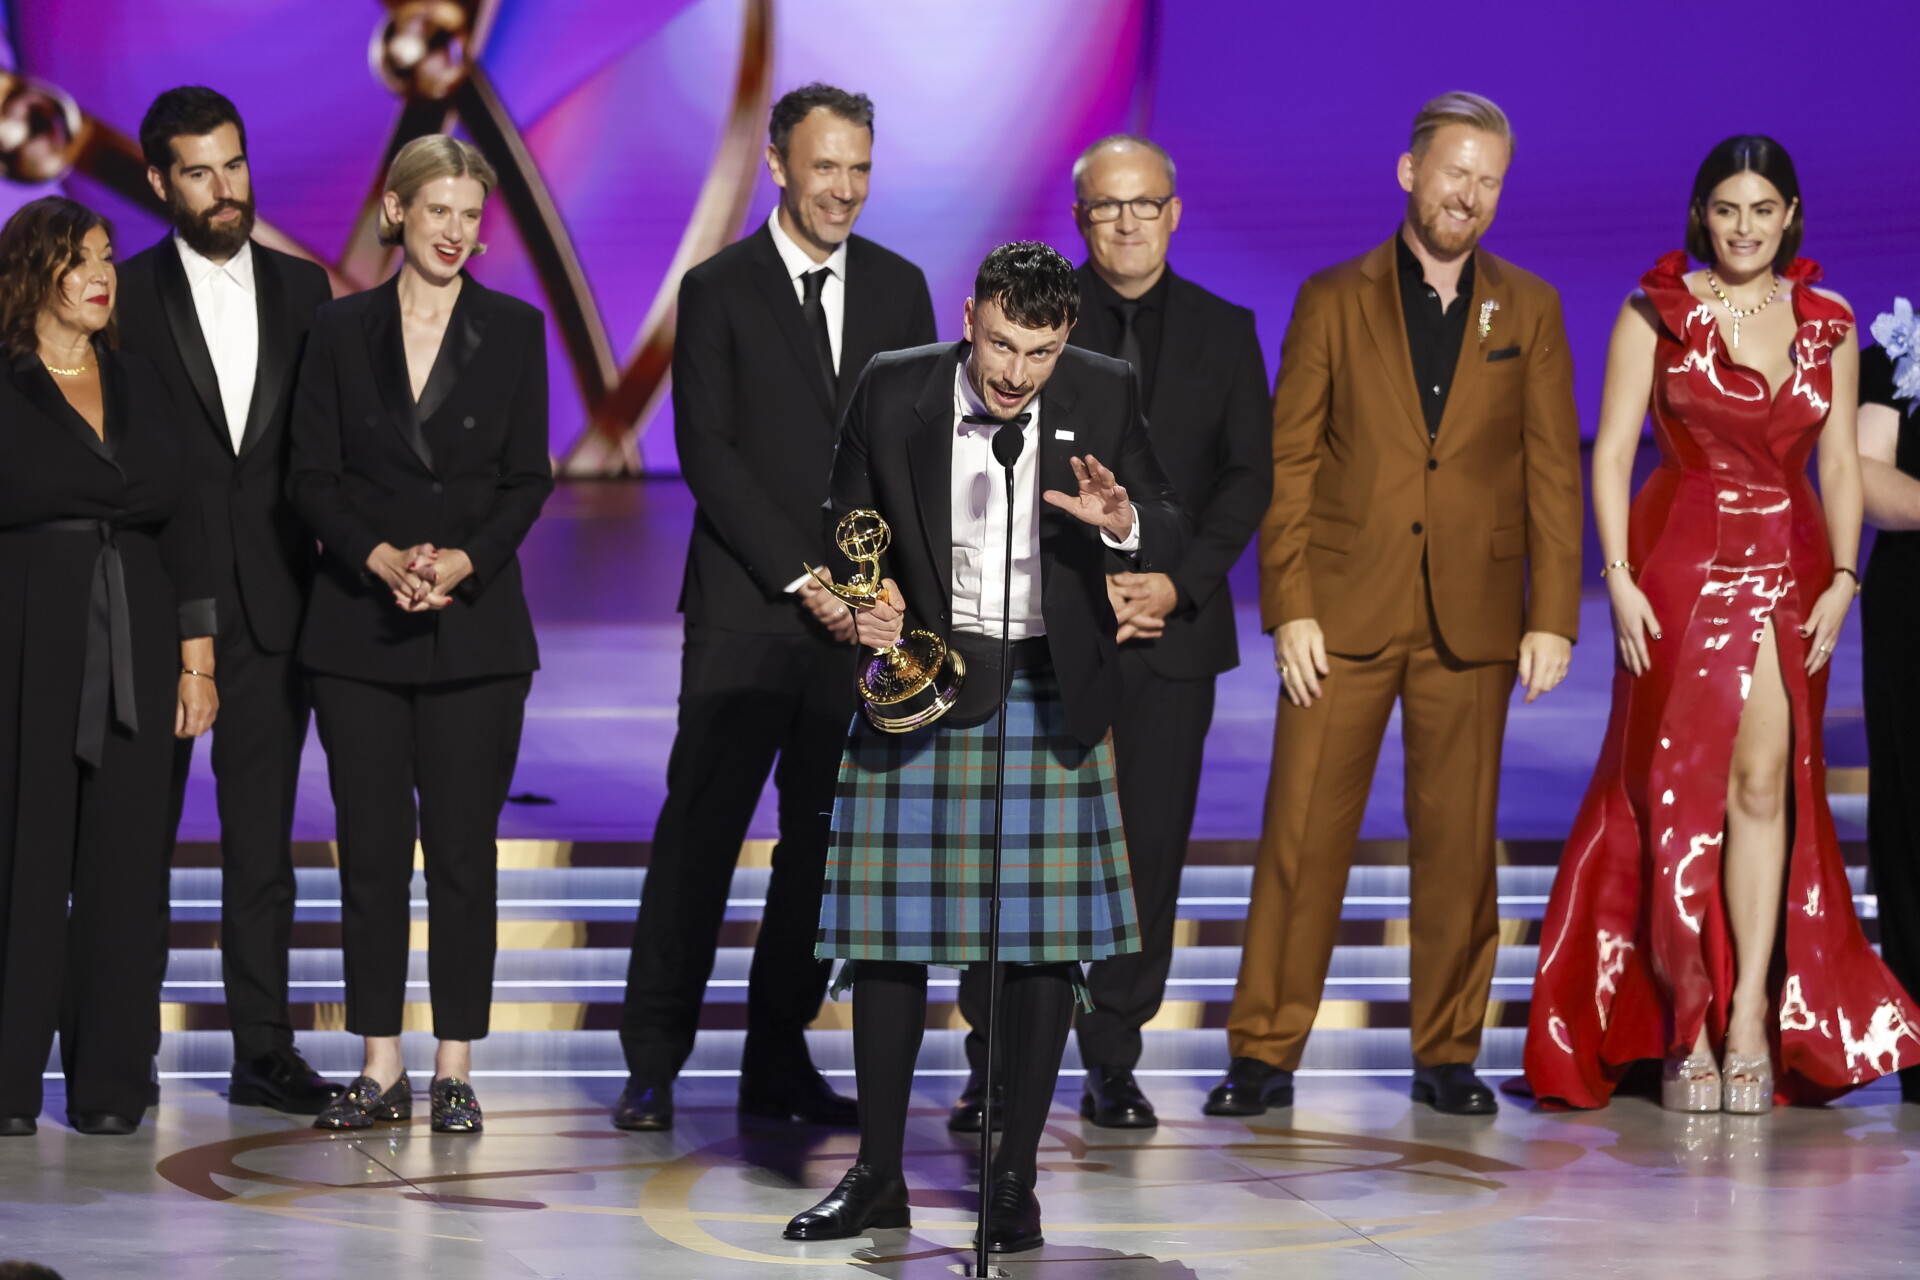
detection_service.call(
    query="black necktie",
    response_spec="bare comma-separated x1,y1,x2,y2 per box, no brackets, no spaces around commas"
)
1115,300,1144,384
801,267,837,400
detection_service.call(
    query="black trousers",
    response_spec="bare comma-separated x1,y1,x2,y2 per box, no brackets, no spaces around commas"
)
166,602,311,1062
958,651,1215,1073
620,622,855,1083
310,672,529,1041
1863,567,1920,1100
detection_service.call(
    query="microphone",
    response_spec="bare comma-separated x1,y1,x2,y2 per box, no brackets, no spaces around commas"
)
990,418,1026,471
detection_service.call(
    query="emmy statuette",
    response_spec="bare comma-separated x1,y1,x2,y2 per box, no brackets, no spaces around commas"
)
804,510,965,732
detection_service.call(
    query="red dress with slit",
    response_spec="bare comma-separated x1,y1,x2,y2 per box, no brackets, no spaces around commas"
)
1521,253,1920,1108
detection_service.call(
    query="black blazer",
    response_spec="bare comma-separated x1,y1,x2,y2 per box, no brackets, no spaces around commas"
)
1069,264,1270,679
674,222,937,634
115,237,333,654
287,273,554,684
827,342,1190,746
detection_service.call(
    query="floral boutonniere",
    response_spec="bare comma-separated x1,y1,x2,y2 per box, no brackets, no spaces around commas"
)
1869,297,1920,416
1478,298,1500,343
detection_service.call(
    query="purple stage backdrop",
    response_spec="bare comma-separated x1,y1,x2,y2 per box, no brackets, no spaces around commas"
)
1,0,1911,474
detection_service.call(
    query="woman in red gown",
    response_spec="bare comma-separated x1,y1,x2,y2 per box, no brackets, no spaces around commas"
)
1523,136,1920,1112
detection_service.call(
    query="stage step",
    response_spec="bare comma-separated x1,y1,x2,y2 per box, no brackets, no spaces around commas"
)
141,1027,1532,1080
166,864,1878,923
158,944,1551,1005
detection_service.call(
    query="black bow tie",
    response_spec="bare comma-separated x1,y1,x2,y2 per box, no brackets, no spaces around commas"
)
960,413,1030,427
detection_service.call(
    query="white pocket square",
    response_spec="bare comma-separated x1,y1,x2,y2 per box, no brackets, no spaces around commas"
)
1054,430,1075,441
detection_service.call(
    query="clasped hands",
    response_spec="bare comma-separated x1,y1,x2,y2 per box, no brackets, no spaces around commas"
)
367,541,474,612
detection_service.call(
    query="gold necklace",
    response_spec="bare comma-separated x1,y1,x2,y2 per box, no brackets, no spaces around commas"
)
41,356,89,377
1703,270,1779,349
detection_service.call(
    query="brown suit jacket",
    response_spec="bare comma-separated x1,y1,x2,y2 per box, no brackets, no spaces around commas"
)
1258,236,1583,662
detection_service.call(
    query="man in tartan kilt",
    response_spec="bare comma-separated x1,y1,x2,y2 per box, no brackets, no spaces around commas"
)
783,242,1189,1253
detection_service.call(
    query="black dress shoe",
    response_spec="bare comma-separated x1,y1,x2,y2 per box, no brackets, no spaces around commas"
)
229,1049,344,1116
976,1171,1043,1253
430,1077,483,1134
946,1073,1006,1133
0,1116,35,1137
739,1068,858,1126
612,1077,673,1131
1203,1058,1294,1116
1411,1063,1497,1115
314,1075,412,1130
783,1163,911,1240
68,1112,139,1135
1080,1065,1157,1129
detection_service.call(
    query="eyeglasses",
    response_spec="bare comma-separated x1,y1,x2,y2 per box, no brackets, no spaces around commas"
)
1078,195,1174,223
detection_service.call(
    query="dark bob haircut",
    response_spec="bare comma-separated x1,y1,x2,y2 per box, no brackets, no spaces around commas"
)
769,83,873,158
139,85,247,175
973,241,1078,332
1686,135,1802,273
0,196,115,354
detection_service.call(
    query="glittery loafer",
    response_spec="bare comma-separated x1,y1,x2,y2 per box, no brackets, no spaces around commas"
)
430,1077,483,1134
313,1075,412,1130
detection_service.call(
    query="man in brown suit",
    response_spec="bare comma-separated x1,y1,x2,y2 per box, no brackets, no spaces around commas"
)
1208,92,1583,1116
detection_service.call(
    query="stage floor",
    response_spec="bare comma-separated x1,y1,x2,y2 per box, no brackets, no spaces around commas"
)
0,1077,1913,1278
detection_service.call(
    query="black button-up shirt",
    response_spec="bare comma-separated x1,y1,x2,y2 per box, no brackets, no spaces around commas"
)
1082,267,1169,408
1395,232,1475,438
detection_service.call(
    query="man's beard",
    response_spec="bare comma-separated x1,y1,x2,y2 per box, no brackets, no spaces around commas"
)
1411,197,1482,259
172,192,256,260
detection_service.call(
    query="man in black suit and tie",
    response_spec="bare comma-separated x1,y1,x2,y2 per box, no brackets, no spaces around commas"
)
949,136,1271,1132
1067,135,1271,1126
116,86,338,1113
614,83,938,1131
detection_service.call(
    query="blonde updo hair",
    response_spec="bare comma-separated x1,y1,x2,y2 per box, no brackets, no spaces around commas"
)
377,134,499,253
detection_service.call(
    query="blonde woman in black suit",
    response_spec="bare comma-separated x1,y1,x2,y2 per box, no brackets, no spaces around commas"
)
289,135,553,1134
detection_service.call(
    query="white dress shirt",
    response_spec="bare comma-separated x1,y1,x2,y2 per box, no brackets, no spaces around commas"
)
949,363,1140,640
174,235,259,452
773,208,849,595
766,206,845,371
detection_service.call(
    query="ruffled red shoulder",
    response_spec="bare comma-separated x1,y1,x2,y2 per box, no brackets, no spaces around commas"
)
1638,251,1704,344
1782,259,1853,335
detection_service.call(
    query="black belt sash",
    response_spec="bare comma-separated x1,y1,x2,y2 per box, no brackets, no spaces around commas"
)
29,519,138,766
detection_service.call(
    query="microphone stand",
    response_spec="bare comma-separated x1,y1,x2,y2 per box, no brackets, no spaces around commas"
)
971,422,1024,1279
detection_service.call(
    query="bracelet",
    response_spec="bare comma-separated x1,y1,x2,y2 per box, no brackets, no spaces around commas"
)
180,668,215,681
1835,566,1861,595
1599,559,1631,580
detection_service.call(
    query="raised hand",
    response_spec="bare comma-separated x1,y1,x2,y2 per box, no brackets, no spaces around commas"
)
1043,454,1133,541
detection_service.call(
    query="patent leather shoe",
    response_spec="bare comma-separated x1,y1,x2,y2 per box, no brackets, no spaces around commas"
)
431,1077,484,1133
229,1049,343,1115
68,1112,138,1135
612,1076,673,1131
976,1171,1043,1253
1080,1065,1156,1129
0,1116,35,1137
314,1075,412,1130
1203,1058,1293,1116
783,1163,911,1240
946,1072,1006,1133
1411,1063,1497,1115
739,1068,858,1126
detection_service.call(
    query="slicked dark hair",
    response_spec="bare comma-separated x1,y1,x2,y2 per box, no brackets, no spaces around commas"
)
769,83,873,158
139,86,247,174
1686,135,1803,272
0,1260,65,1279
974,241,1079,332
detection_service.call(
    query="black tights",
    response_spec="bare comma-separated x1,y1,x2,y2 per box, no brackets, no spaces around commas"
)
852,960,1077,1184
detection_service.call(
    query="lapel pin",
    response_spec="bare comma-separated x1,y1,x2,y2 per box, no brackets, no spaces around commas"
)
1054,429,1075,441
1478,299,1500,344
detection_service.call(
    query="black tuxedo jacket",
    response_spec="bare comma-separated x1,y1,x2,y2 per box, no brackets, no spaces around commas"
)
827,342,1190,746
115,237,333,653
287,273,554,684
674,222,936,634
1069,264,1270,679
